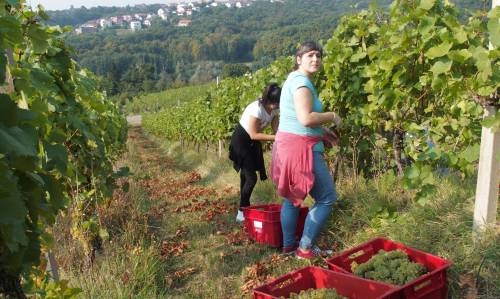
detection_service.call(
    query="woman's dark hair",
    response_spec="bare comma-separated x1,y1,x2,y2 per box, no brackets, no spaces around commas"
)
294,41,323,70
260,83,281,105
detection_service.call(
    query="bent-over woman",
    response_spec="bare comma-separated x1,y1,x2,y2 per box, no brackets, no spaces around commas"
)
229,83,281,222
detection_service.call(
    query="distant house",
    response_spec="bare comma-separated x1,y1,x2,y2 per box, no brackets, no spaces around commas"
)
144,19,152,27
177,4,186,15
134,13,147,21
123,15,133,22
187,2,200,11
177,19,192,27
100,18,112,28
75,25,98,34
158,8,168,20
186,9,193,16
86,20,99,27
130,21,142,31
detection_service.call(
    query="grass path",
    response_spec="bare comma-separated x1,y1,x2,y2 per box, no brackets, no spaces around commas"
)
56,126,499,298
129,126,327,298
57,126,315,298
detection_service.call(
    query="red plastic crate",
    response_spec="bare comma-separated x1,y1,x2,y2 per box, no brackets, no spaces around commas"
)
253,266,397,299
242,204,308,248
326,237,452,299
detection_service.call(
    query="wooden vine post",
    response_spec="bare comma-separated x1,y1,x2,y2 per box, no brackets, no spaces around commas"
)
0,49,14,93
218,139,223,158
473,0,500,232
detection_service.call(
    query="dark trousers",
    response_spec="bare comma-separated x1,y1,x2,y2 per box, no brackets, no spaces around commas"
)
239,166,257,209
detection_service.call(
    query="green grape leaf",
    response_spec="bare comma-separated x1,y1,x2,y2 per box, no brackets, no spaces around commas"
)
430,60,452,76
0,94,18,127
405,165,420,179
460,144,480,163
48,128,67,143
453,28,467,44
426,42,452,59
0,165,28,251
30,68,56,92
477,85,496,97
0,15,23,46
27,25,49,54
481,113,500,132
418,16,436,35
472,46,492,79
419,0,436,10
448,49,472,63
488,8,500,48
9,155,37,172
0,52,6,83
37,5,50,21
350,52,367,62
5,0,20,6
0,125,37,157
42,173,66,211
45,51,72,77
44,143,68,172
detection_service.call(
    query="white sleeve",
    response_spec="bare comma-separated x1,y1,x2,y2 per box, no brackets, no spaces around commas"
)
249,101,262,120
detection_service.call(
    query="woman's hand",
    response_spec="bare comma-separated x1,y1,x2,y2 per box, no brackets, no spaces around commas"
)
322,127,340,148
331,112,342,128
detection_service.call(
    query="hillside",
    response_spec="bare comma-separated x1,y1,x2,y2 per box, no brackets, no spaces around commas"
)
61,0,391,99
56,0,488,99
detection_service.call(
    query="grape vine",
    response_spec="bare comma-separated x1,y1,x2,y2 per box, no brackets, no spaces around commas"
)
321,0,499,201
144,0,498,204
0,0,127,296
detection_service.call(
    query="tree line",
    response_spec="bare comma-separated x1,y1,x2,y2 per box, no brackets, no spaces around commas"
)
63,0,391,101
58,0,486,101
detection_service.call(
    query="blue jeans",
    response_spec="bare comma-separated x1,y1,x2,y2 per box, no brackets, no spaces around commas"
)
281,151,337,249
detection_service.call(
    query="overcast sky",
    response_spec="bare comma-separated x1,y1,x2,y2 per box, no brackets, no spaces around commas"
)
30,1,177,11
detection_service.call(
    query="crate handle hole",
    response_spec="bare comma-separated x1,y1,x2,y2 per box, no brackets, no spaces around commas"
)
413,279,432,292
348,249,365,260
270,277,295,291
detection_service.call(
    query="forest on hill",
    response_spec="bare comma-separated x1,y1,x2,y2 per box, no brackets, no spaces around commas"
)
50,0,488,100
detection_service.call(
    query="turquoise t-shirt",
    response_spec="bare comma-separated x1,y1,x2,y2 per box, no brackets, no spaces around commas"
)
279,71,324,152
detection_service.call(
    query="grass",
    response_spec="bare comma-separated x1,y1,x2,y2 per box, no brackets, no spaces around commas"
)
53,126,500,298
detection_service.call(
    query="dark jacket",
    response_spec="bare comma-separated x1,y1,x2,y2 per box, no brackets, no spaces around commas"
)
228,123,267,180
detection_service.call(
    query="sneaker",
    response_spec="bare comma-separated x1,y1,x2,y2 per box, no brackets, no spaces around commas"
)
282,244,298,255
312,245,333,256
235,210,245,222
296,245,333,259
296,247,318,259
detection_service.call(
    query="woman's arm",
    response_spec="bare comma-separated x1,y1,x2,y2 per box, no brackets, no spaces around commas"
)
294,87,339,128
271,114,279,134
248,116,275,141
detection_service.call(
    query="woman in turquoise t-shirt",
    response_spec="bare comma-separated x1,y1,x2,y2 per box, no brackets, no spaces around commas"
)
277,41,342,259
